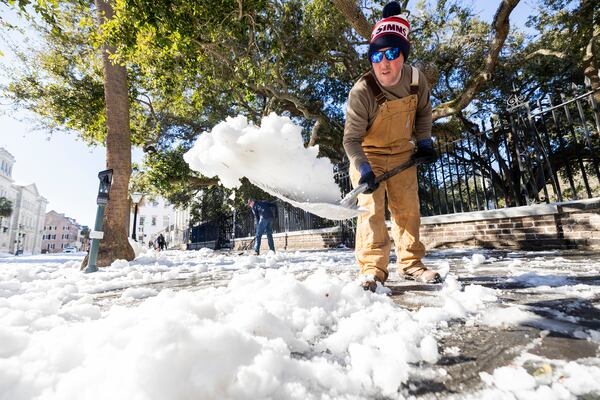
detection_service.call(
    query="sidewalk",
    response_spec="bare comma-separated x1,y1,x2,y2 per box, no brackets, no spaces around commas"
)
386,249,600,397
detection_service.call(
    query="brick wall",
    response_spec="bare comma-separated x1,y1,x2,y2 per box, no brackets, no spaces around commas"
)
225,198,600,252
232,227,344,252
420,199,600,250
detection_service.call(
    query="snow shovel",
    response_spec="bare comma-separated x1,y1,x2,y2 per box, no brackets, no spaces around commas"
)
339,158,420,209
251,158,420,221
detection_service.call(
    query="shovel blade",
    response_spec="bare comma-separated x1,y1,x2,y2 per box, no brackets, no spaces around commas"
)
287,201,365,220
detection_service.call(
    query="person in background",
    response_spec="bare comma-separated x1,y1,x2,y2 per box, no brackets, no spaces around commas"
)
343,1,440,291
247,198,277,256
157,233,166,251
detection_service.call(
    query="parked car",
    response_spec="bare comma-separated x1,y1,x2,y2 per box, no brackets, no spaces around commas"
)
63,246,77,253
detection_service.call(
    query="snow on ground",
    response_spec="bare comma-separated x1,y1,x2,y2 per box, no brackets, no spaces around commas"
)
0,249,599,399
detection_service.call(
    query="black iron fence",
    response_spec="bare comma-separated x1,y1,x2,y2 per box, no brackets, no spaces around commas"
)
190,83,600,249
189,202,338,249
416,83,600,216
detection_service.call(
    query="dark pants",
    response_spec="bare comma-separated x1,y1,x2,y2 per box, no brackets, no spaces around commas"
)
254,218,275,254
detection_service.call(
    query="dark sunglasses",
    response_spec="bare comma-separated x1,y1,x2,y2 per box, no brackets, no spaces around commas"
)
370,47,401,63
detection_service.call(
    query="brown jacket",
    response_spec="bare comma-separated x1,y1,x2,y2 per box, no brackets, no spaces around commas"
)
343,64,432,170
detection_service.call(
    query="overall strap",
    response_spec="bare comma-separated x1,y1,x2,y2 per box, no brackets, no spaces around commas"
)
363,71,387,106
410,66,419,95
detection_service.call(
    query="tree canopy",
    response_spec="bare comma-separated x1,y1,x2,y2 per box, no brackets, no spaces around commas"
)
0,197,12,218
2,0,598,222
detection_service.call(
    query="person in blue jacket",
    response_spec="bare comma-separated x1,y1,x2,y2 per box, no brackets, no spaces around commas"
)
247,198,277,255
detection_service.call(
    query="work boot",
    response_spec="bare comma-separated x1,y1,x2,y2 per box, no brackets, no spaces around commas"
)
362,281,377,292
360,275,383,293
402,265,442,284
254,251,260,256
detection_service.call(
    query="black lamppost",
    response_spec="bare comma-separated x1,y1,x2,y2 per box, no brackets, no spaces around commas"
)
130,193,143,241
84,169,113,274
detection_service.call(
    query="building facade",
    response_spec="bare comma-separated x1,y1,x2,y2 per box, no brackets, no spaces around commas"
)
0,147,48,255
0,148,17,254
129,196,189,249
41,210,82,253
11,184,48,255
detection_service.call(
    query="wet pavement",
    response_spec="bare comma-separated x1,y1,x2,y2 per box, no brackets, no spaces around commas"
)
387,249,600,397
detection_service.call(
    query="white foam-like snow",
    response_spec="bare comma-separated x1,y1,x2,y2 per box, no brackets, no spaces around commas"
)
1,250,600,399
183,113,353,219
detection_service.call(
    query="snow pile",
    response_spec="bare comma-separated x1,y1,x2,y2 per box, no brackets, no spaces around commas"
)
475,355,600,399
128,238,149,258
0,251,496,399
1,250,600,399
479,306,540,328
183,113,341,204
463,253,486,272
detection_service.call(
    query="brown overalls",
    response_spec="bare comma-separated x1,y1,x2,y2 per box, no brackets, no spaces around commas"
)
349,66,426,282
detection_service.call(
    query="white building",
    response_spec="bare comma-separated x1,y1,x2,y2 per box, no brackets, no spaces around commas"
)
129,196,190,249
0,148,17,254
171,207,191,249
0,147,48,255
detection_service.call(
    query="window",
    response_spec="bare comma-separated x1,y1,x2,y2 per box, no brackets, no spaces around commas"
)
152,201,159,207
151,216,157,226
163,216,169,227
139,216,145,226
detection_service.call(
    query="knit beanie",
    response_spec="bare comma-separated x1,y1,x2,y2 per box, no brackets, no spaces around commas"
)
369,1,411,61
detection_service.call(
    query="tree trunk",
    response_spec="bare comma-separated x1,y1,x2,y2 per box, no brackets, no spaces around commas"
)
91,0,135,267
580,0,600,103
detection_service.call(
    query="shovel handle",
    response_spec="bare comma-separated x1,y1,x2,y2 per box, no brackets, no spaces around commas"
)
374,158,420,183
339,158,421,208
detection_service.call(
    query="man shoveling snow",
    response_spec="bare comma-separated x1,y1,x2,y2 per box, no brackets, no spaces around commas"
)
342,1,441,288
183,2,442,287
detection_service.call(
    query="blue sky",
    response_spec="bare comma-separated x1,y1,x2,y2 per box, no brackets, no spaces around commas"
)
0,1,538,226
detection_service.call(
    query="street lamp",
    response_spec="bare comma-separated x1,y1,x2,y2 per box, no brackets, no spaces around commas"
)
14,223,24,256
84,169,113,274
130,192,143,241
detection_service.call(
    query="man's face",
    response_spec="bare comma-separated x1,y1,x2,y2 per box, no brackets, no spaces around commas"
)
372,48,404,87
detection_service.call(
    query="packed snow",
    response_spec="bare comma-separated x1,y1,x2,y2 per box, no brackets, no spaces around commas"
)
1,248,599,399
183,113,361,220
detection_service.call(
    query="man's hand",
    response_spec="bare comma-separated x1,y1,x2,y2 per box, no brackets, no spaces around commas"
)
358,162,379,194
413,139,438,164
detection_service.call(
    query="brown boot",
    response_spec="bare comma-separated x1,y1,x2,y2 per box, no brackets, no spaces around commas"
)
402,265,442,284
360,275,384,292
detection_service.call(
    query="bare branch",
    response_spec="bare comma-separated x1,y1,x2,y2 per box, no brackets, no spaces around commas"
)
331,0,372,40
432,0,520,121
525,49,568,60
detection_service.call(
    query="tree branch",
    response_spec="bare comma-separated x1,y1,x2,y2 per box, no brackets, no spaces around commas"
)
331,0,372,40
432,0,520,120
525,48,568,60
